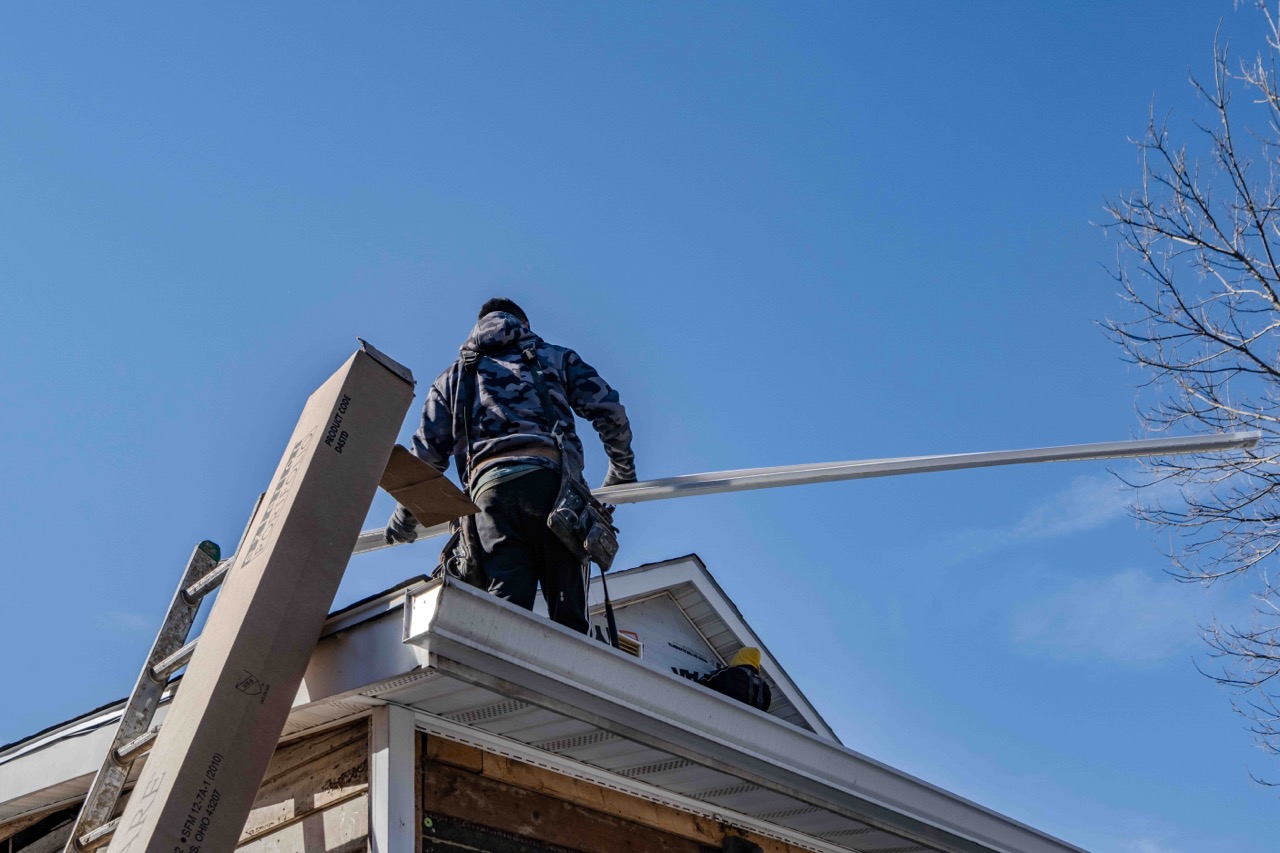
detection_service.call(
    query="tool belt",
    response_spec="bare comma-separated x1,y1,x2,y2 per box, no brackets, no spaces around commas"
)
518,344,620,571
546,435,620,571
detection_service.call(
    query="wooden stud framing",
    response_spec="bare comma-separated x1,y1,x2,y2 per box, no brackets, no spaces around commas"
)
421,734,805,853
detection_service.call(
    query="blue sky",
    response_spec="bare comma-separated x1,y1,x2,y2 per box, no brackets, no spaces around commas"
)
2,3,1276,851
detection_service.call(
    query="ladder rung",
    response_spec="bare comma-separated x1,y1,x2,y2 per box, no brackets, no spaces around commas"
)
77,818,118,852
114,726,160,764
183,558,231,603
150,639,197,681
64,539,230,853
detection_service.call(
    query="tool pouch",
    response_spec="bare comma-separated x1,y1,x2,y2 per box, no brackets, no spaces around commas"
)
548,466,620,571
517,343,621,572
434,514,488,589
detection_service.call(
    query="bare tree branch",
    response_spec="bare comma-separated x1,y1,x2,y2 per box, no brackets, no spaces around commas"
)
1104,1,1280,776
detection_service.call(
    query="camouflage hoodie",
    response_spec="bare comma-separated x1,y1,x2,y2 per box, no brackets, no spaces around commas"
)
411,311,636,488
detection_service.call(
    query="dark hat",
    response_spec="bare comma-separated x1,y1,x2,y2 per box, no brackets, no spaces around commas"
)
478,297,528,325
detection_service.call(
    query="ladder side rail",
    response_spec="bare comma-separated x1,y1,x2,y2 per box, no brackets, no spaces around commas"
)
68,492,265,852
66,540,222,849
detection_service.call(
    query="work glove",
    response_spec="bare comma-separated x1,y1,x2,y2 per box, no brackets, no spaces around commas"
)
384,505,419,545
600,465,637,489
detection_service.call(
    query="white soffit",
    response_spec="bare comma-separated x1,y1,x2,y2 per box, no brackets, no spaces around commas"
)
399,577,1088,853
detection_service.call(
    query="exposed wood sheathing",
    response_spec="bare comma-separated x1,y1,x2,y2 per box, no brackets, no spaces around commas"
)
422,733,804,853
1,807,72,846
1,805,79,853
236,720,370,853
0,720,371,853
423,760,703,853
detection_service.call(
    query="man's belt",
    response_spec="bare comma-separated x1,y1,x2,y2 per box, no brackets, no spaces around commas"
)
481,445,559,465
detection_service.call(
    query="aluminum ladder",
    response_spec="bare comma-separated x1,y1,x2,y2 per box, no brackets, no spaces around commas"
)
64,497,262,853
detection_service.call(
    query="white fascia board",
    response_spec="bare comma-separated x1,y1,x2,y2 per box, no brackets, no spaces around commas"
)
319,577,427,637
0,707,125,769
0,726,109,820
596,557,840,742
0,702,167,823
593,556,707,608
404,578,1087,853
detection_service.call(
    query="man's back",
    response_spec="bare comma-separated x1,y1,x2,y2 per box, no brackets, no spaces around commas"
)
412,309,635,489
386,299,636,635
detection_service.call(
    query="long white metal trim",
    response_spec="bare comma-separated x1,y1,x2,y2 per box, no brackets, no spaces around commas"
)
353,522,450,555
408,705,853,853
593,431,1262,504
350,431,1260,553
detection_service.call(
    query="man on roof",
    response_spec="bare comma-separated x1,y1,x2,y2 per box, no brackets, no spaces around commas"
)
384,298,637,634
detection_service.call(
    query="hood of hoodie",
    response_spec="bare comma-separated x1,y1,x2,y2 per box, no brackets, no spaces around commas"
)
462,311,540,355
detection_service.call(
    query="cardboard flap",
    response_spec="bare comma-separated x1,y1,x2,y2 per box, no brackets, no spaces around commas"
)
380,444,479,527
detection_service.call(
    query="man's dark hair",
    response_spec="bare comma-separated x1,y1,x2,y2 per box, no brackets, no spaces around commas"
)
478,297,529,325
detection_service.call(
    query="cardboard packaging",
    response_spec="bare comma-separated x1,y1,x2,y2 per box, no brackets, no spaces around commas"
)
379,444,478,528
108,344,419,853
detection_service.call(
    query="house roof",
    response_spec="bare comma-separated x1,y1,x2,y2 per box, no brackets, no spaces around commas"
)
0,557,1087,853
552,553,836,740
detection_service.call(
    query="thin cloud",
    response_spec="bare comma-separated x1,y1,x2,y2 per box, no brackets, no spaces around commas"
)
1121,839,1184,853
1010,568,1201,666
914,473,1183,570
1010,475,1135,540
96,610,154,635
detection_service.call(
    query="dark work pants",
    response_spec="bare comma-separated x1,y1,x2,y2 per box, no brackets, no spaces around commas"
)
473,468,590,634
